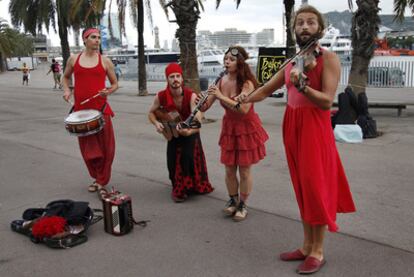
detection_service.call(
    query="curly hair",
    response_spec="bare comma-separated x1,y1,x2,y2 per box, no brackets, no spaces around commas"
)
225,45,258,92
291,5,326,40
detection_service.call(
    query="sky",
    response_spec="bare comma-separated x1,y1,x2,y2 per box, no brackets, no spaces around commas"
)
0,0,407,48
0,0,137,47
142,0,401,48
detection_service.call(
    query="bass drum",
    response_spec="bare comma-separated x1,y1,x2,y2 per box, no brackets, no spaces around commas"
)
64,109,105,137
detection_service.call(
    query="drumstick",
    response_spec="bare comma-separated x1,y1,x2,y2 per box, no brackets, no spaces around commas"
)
80,93,101,105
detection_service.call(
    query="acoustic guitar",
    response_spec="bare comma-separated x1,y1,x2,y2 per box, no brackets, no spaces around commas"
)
154,108,181,141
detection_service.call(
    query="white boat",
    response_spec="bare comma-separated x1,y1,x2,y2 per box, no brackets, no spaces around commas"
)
319,25,352,61
198,49,225,67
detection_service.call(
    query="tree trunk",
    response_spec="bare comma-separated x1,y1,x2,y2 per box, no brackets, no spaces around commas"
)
169,0,201,93
56,1,70,70
0,52,5,72
284,0,296,58
138,0,148,96
348,0,380,119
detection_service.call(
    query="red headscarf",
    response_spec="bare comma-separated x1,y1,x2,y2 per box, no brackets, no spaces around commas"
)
165,63,183,78
163,63,184,111
83,28,100,40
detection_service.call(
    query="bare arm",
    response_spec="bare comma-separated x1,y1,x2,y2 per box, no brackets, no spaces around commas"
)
148,95,164,133
301,51,340,110
102,56,118,96
198,88,217,112
62,55,75,102
238,69,285,104
218,81,254,114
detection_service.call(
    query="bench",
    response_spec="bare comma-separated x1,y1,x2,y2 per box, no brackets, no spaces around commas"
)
333,102,407,117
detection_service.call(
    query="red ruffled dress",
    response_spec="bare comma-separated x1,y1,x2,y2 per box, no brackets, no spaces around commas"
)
219,96,268,166
283,49,356,232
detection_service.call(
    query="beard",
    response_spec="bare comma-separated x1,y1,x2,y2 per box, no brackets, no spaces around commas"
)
296,32,319,48
169,81,182,89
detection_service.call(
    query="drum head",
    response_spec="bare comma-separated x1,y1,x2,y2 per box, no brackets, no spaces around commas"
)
65,109,101,123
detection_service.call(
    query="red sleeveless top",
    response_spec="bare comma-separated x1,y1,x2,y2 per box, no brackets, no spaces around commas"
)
73,53,114,116
157,87,193,119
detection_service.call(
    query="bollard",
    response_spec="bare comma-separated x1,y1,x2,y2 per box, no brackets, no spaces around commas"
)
199,77,209,91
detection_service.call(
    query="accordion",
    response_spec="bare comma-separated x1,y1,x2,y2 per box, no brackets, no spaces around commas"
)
102,191,134,236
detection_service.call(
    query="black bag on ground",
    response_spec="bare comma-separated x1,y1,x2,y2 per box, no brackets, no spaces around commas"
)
11,199,102,249
331,87,357,128
356,92,378,139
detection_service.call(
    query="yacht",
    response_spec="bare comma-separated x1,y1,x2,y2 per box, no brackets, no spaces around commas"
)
319,25,352,61
198,49,225,67
107,47,180,64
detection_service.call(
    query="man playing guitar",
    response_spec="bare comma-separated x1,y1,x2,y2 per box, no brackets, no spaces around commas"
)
148,63,214,202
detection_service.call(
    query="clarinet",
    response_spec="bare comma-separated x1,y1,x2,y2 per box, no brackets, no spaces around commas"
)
180,71,227,128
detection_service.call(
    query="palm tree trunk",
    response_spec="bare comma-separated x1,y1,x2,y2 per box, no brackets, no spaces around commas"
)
138,0,148,96
0,52,5,72
284,0,296,58
56,1,70,70
348,0,380,119
169,0,201,93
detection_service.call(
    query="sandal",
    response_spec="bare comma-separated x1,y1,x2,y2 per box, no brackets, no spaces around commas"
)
88,182,98,193
97,187,108,199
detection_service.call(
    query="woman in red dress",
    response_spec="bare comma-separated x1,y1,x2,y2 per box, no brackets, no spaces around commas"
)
237,6,356,274
200,46,268,221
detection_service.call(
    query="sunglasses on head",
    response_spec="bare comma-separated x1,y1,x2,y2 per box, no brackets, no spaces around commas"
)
225,47,239,56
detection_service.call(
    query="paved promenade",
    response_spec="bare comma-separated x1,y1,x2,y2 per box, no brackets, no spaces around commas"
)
0,65,414,276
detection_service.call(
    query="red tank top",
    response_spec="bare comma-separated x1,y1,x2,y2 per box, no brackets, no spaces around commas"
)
73,53,114,116
285,48,324,108
158,87,193,119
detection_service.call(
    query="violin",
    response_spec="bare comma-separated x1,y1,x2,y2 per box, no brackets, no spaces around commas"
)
291,39,321,92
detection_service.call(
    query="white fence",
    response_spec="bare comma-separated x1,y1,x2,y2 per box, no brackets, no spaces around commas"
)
146,57,414,88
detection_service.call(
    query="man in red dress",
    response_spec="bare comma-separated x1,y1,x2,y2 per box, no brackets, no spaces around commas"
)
148,63,214,202
62,27,118,197
237,5,356,275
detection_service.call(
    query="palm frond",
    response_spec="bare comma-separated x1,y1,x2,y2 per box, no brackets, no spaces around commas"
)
197,0,204,12
393,0,407,23
145,0,154,32
215,0,221,9
348,0,353,11
159,0,169,20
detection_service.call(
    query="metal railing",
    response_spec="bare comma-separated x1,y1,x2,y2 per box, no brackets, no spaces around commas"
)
145,58,414,88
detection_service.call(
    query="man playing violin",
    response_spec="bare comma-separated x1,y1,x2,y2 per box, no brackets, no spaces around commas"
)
148,63,214,202
62,27,118,198
236,5,355,274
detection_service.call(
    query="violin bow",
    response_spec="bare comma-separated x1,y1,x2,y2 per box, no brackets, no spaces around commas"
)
234,37,319,109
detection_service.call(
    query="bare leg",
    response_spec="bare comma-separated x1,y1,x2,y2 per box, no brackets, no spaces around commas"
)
239,166,252,201
225,165,239,196
300,221,313,255
309,224,326,261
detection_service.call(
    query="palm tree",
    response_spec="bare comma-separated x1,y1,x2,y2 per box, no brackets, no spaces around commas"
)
138,0,148,96
0,18,34,72
159,1,242,92
9,0,104,69
159,0,203,92
347,0,380,119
